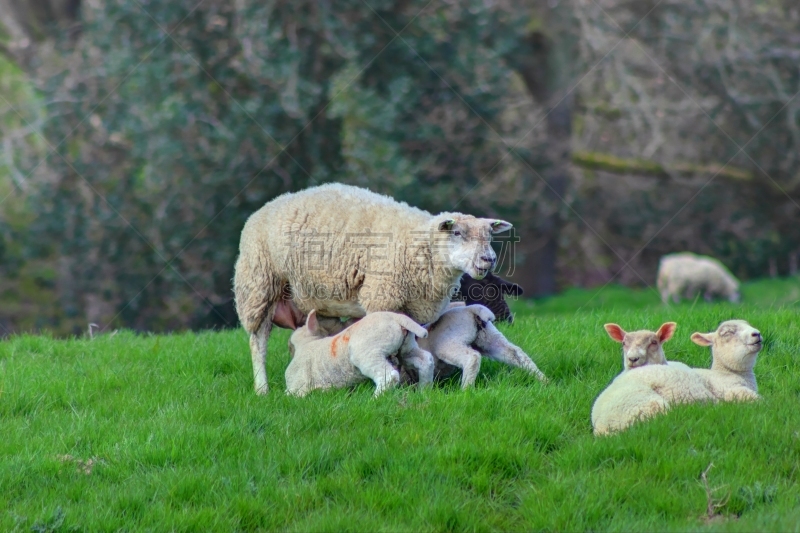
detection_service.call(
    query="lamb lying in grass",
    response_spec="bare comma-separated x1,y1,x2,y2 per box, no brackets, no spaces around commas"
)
416,304,547,388
592,319,763,435
603,322,679,370
592,322,714,435
285,310,433,397
591,364,715,436
690,319,763,402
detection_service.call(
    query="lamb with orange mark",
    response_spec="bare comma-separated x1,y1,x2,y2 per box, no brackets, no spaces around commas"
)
285,310,433,397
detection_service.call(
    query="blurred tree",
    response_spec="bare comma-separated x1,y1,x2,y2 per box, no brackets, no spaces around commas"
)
1,0,574,333
2,0,799,335
563,0,800,285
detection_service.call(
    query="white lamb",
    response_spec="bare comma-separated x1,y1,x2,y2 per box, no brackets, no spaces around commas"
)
603,322,681,370
416,304,547,388
234,183,512,394
591,363,716,435
592,322,715,435
285,310,434,397
690,319,763,402
657,252,740,304
592,319,763,435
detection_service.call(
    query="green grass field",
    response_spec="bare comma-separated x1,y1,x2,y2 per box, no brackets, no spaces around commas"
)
3,279,800,532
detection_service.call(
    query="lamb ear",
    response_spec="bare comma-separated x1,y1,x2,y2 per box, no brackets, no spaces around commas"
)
438,219,456,232
306,309,319,335
604,323,626,343
489,219,513,234
691,332,713,346
502,280,523,296
657,322,677,343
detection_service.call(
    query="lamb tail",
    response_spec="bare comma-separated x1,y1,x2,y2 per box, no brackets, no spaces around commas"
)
397,315,428,339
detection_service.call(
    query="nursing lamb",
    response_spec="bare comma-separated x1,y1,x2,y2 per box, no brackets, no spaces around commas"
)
286,310,433,397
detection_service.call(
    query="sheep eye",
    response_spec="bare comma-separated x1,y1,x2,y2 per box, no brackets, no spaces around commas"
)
650,340,657,346
453,230,462,237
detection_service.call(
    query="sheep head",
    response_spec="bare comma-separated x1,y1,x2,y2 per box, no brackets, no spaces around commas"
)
724,278,741,303
431,214,512,280
457,272,522,323
690,319,761,373
287,310,320,357
604,322,676,370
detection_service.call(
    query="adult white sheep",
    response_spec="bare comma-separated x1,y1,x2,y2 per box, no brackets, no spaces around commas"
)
417,304,547,388
285,310,433,397
690,319,763,401
656,252,740,304
234,183,512,394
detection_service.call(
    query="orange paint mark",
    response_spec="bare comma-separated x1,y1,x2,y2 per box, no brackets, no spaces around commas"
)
330,332,351,358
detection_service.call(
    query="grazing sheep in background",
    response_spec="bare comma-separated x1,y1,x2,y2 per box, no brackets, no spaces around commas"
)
690,320,763,402
452,272,523,323
234,183,512,394
285,310,433,397
657,252,740,304
416,304,547,388
590,362,716,436
604,322,678,370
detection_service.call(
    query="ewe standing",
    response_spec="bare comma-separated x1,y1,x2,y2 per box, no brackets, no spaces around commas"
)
234,183,512,394
657,252,740,304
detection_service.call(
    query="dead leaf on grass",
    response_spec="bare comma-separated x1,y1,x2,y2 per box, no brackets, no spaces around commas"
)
56,454,106,475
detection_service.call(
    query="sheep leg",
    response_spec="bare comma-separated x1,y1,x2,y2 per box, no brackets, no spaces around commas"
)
659,289,670,305
722,387,760,402
233,252,283,394
477,325,548,383
401,347,435,387
433,344,483,388
249,317,273,395
486,344,548,383
351,352,401,396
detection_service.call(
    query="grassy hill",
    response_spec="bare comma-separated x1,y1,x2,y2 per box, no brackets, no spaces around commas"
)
3,280,800,531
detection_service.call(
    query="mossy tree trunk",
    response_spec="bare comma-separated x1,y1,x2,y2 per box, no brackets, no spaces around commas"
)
506,8,577,297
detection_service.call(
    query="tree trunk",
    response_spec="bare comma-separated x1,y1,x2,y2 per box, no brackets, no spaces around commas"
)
506,11,576,297
0,0,80,68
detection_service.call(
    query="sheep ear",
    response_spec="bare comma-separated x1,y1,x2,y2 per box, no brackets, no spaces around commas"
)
438,219,456,232
489,219,513,234
502,280,523,296
604,323,626,342
494,275,524,296
306,310,319,335
691,332,713,346
657,322,677,343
